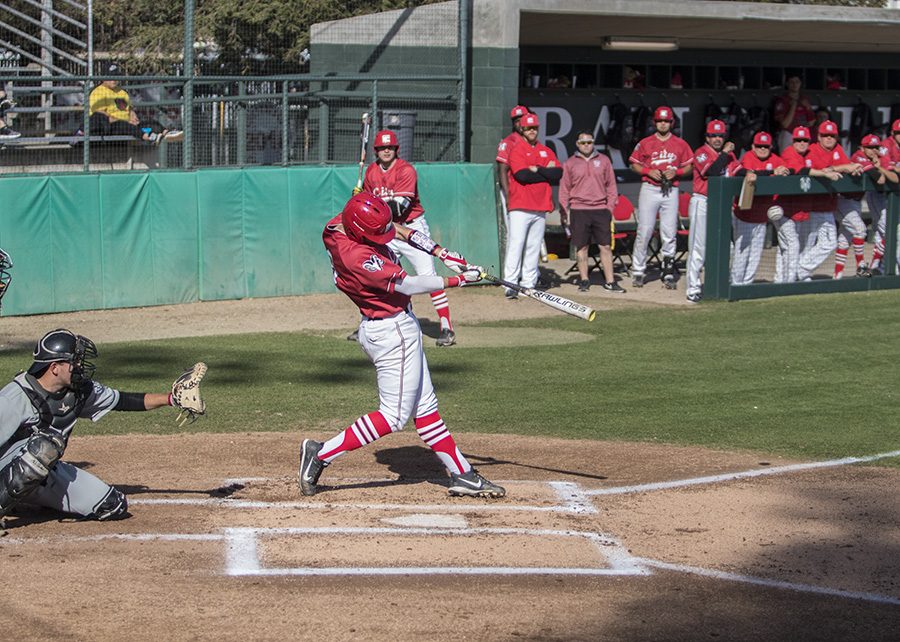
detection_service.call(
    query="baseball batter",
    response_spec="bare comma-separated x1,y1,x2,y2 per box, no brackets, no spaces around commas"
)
503,113,562,298
0,247,11,313
686,119,735,302
868,120,900,275
628,106,693,289
363,129,457,347
797,121,861,281
727,132,789,285
0,329,204,528
299,192,505,498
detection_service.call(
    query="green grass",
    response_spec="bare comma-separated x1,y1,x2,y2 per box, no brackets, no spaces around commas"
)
4,289,900,463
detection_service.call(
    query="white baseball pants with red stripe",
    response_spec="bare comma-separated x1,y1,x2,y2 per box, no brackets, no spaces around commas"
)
633,183,678,277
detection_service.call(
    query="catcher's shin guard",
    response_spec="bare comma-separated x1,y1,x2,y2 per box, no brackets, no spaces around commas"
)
662,257,677,289
0,431,65,517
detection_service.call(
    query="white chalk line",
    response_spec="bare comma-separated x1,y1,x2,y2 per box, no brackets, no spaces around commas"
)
584,449,900,496
223,525,645,577
637,558,900,607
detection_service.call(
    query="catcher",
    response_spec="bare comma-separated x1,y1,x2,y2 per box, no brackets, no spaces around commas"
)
0,328,206,529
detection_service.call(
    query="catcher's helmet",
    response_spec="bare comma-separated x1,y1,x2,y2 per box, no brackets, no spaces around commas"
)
0,247,11,307
27,328,98,383
373,130,399,149
341,192,395,245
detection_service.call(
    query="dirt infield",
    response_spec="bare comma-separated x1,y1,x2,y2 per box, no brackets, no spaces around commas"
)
3,262,900,640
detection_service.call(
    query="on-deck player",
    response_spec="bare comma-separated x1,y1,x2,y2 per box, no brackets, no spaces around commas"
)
868,120,900,275
496,105,530,220
362,129,458,347
628,106,693,289
797,120,862,281
299,192,505,499
503,113,562,299
727,132,789,285
685,119,735,303
0,329,188,529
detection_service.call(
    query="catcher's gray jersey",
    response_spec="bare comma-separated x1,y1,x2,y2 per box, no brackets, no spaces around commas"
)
0,373,121,518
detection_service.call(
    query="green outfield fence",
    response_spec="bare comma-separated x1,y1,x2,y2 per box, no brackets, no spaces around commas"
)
706,175,900,300
0,163,498,316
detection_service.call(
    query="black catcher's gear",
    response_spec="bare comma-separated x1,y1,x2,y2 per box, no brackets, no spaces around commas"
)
27,329,97,384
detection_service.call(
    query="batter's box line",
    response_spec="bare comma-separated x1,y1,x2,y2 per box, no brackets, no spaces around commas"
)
223,525,646,577
131,479,598,515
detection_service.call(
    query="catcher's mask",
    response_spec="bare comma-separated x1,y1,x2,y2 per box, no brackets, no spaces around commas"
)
28,328,98,385
0,247,11,308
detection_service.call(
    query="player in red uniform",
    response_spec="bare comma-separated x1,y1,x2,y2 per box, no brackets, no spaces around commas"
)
727,132,789,285
299,193,505,498
362,129,457,346
869,119,900,274
797,121,862,280
773,74,816,153
628,106,693,289
779,126,841,282
685,119,735,302
496,105,530,209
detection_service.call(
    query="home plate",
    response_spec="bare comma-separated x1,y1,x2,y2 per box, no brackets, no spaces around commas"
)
381,514,469,528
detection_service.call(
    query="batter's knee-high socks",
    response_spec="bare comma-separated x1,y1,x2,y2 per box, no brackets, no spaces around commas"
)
430,290,453,331
318,411,393,463
415,410,470,475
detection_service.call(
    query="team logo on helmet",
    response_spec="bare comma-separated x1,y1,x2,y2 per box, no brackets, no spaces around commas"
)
363,254,384,273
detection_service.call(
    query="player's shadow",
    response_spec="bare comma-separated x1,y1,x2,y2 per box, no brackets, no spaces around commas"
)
418,318,442,341
463,453,609,481
538,266,564,290
314,445,449,494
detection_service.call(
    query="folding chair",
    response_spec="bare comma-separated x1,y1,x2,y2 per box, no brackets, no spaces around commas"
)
674,191,692,267
611,195,636,275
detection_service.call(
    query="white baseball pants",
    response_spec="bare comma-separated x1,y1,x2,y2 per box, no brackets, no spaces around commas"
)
686,194,706,297
503,209,546,288
835,197,867,250
731,216,766,285
797,211,837,279
633,183,678,277
866,192,900,270
772,217,800,283
389,216,437,277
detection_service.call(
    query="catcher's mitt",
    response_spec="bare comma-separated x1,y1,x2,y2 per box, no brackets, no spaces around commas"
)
171,362,207,426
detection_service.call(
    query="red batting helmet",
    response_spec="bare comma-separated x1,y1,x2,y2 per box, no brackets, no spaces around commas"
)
520,113,540,128
510,105,529,120
654,106,674,122
792,126,811,140
818,120,839,136
373,130,399,149
753,132,772,147
341,192,395,245
862,134,882,148
706,120,726,135
892,119,900,133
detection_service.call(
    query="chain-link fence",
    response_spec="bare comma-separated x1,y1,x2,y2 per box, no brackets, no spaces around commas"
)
0,0,463,174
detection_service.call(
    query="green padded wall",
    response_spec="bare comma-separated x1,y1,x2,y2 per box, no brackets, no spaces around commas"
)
0,164,499,316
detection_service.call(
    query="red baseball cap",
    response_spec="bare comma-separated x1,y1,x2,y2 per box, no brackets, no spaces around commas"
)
706,120,726,135
862,134,882,147
510,105,529,120
753,131,772,146
520,113,540,128
892,119,900,133
654,106,674,122
818,120,839,136
373,130,399,148
792,126,811,140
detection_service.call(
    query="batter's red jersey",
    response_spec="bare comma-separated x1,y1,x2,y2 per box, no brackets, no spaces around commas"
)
363,158,424,223
629,133,693,186
323,214,410,319
691,143,735,197
496,132,524,165
507,140,560,211
730,151,784,223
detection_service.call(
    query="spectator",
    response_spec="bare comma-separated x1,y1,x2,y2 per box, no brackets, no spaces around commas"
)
773,74,815,153
87,63,182,144
558,131,624,293
0,89,20,139
504,113,562,299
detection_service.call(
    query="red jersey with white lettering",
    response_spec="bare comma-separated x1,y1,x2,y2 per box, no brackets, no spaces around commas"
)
629,133,693,186
507,140,560,211
323,214,409,319
729,151,784,223
496,132,524,165
363,158,424,223
881,135,900,169
779,146,818,219
691,143,735,197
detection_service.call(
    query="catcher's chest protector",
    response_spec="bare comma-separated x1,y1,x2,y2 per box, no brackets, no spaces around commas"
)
16,374,90,435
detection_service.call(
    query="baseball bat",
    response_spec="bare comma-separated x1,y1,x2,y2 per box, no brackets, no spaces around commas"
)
481,273,596,322
355,112,371,193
